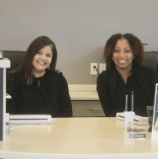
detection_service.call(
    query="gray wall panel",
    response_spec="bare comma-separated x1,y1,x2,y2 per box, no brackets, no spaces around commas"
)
0,0,158,84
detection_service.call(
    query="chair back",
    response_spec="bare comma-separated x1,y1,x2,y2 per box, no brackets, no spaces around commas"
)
143,51,158,74
3,50,25,93
3,50,25,72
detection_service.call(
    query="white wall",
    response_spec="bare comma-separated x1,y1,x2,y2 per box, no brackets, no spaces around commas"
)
0,0,158,84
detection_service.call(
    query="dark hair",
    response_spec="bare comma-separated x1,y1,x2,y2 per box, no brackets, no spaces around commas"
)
11,36,58,85
104,33,144,68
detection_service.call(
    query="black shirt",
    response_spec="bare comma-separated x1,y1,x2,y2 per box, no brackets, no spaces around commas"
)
6,70,73,117
97,65,157,117
115,72,149,116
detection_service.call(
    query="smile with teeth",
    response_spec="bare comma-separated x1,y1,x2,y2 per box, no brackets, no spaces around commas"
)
118,59,127,64
38,61,46,65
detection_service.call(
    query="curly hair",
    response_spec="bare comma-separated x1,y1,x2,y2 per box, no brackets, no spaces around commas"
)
104,33,144,68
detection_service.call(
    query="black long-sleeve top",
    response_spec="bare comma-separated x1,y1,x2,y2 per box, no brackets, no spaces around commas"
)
6,70,73,117
97,65,157,117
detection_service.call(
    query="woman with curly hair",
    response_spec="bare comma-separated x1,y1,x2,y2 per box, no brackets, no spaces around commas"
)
97,33,157,117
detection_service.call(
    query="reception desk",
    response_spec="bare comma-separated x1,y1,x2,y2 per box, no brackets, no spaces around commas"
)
0,117,158,159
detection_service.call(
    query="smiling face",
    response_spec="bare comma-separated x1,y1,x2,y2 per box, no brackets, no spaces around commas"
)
32,45,53,77
112,38,134,71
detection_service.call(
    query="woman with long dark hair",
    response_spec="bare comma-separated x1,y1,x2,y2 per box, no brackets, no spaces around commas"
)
7,36,72,117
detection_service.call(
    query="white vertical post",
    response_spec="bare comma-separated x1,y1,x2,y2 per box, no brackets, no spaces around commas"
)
0,58,10,140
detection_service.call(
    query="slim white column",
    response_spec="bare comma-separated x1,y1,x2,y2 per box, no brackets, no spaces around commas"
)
0,58,10,140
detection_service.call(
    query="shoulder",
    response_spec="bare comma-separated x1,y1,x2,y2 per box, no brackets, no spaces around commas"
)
9,71,25,81
7,72,25,91
97,68,117,89
46,71,68,83
140,65,153,72
47,70,65,78
134,65,154,76
134,65,158,82
97,67,116,81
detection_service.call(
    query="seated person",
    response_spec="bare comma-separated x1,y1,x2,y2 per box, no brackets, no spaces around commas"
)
7,36,73,117
97,33,157,117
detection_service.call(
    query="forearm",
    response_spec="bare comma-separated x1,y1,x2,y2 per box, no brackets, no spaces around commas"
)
98,93,116,117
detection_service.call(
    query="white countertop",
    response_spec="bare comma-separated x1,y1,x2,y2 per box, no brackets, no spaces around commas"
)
0,117,156,159
68,84,99,100
69,91,99,100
